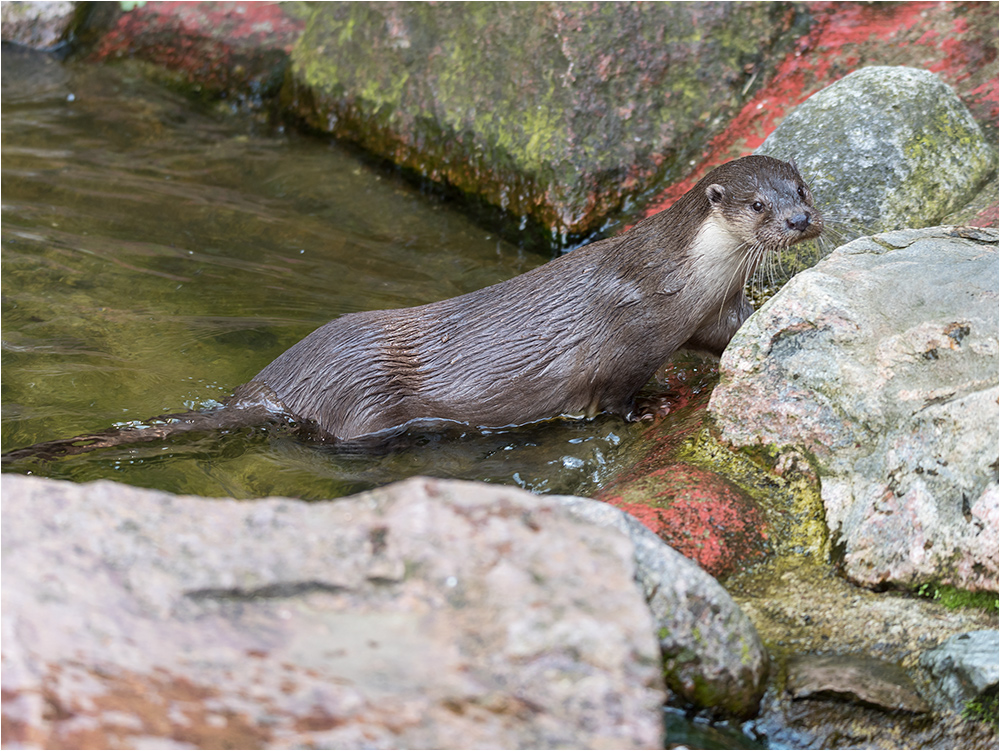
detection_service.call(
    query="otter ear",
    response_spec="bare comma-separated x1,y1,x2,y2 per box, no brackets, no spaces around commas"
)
706,184,726,206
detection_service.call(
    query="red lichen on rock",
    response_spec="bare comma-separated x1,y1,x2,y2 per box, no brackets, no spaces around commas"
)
90,1,306,97
971,202,999,228
600,462,769,580
594,360,769,579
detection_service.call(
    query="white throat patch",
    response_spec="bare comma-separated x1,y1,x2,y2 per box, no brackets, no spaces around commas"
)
686,215,749,300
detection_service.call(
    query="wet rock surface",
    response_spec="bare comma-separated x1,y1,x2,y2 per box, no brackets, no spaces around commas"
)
920,630,1000,712
727,558,998,749
1,474,666,749
600,460,770,580
594,358,772,581
88,1,309,112
786,654,930,713
710,226,999,592
283,2,798,243
44,1,994,248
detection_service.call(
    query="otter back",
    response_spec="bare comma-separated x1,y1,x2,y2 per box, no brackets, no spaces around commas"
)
246,155,822,442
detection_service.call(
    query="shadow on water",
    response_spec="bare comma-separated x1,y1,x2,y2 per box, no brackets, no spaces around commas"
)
1,45,658,500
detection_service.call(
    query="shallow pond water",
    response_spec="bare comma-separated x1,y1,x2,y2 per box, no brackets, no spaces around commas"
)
2,46,656,500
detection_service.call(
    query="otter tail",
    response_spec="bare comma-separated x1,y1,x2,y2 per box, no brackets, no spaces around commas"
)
2,382,315,464
1,405,276,464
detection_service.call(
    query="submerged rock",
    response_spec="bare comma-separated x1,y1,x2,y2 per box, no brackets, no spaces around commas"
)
710,226,999,592
1,474,665,749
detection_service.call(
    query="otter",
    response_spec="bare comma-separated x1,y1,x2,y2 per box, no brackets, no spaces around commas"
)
3,155,822,462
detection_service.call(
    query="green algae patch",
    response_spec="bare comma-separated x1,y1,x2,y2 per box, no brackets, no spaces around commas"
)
678,428,830,563
963,691,1000,730
916,583,1000,613
284,2,799,249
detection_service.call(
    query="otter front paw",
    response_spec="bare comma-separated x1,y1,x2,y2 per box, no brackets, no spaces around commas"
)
629,395,674,422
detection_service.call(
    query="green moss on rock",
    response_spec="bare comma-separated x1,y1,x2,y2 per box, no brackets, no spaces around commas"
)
285,2,801,248
679,428,830,563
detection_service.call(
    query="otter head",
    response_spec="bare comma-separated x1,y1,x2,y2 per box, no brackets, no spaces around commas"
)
704,155,823,251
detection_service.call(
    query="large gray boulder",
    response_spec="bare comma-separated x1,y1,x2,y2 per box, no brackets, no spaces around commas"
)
710,226,999,592
760,66,995,234
1,474,665,749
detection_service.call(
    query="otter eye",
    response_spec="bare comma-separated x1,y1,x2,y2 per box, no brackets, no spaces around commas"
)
797,184,807,199
751,201,765,213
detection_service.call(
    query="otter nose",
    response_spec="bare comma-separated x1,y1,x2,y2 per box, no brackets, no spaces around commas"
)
786,212,811,232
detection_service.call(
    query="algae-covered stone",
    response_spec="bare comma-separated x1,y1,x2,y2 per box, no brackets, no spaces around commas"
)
284,2,800,246
758,66,996,240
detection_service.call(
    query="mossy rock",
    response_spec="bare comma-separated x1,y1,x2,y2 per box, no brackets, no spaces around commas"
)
757,66,997,285
284,2,802,249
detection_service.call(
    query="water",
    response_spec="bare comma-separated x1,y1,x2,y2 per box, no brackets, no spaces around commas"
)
1,46,651,500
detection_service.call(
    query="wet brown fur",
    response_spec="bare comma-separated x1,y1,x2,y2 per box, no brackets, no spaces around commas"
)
4,156,822,460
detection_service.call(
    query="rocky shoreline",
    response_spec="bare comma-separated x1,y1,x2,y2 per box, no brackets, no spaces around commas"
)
2,2,998,748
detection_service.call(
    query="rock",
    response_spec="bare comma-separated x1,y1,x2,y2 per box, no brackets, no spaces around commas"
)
599,461,769,580
710,226,999,592
558,496,769,720
730,556,1000,750
283,2,797,244
920,630,1000,710
786,654,930,714
1,474,665,749
944,173,1000,229
758,66,995,244
592,358,772,581
0,0,76,49
89,1,308,110
637,4,999,238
